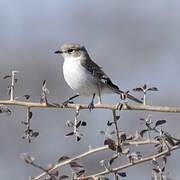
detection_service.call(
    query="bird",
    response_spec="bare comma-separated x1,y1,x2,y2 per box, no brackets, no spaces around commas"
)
54,43,142,108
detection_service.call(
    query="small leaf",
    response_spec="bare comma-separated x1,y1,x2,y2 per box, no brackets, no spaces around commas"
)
58,156,70,163
104,138,116,151
65,132,74,136
152,159,158,166
132,87,143,92
139,118,145,121
117,145,122,153
147,87,158,91
76,121,81,128
143,84,147,90
107,121,113,126
20,153,35,164
110,131,116,135
140,129,148,137
109,154,118,165
29,111,33,119
76,136,81,142
152,168,160,173
81,121,87,126
120,132,126,142
117,172,127,177
70,161,84,171
31,132,39,137
59,175,69,180
76,169,85,177
3,75,11,79
21,121,28,125
115,116,120,120
155,120,166,127
42,80,47,87
23,95,30,100
162,166,165,172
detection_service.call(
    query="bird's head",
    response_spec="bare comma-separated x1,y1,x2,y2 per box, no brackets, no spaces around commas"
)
54,43,87,59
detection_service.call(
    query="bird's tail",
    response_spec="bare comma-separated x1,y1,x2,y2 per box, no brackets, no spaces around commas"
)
116,89,143,104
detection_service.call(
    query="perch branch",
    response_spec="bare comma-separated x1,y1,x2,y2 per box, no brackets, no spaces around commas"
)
0,100,180,113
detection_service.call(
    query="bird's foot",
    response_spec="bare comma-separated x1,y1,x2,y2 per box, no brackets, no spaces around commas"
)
88,101,94,112
62,100,74,106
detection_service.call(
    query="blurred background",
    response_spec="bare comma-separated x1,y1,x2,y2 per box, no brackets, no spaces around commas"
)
0,0,180,179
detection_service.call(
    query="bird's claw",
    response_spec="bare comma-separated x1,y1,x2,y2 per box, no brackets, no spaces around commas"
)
62,100,74,106
88,101,94,111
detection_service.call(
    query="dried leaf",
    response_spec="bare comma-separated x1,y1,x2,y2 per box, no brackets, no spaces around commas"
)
76,169,85,177
59,175,69,180
31,131,39,137
117,172,127,177
120,132,126,142
107,121,113,126
20,153,35,164
152,168,160,173
100,130,105,135
140,129,148,137
109,154,118,165
58,156,70,163
132,87,143,92
29,111,33,119
76,121,81,128
81,121,87,126
3,75,11,79
42,80,47,87
23,95,30,100
117,145,122,153
147,87,158,91
152,159,158,166
65,132,74,136
143,84,147,90
155,120,166,127
76,136,81,142
104,138,116,151
70,161,84,171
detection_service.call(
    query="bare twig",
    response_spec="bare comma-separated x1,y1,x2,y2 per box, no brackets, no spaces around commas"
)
10,71,19,101
112,110,120,147
77,144,180,180
32,139,159,180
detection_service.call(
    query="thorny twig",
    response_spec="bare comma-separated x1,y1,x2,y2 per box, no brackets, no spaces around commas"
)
32,140,160,180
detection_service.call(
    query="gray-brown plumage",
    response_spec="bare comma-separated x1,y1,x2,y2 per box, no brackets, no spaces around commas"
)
55,43,142,104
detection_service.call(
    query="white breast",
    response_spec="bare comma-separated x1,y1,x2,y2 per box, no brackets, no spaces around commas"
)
63,57,99,96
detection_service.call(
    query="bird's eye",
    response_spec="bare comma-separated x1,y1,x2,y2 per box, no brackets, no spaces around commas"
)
67,49,74,53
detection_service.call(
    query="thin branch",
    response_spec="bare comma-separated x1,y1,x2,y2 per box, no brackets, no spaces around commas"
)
77,144,180,180
0,100,180,113
10,71,18,101
32,139,159,180
112,110,120,146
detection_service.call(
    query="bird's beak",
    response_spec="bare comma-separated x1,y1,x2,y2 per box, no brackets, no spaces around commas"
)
54,50,63,54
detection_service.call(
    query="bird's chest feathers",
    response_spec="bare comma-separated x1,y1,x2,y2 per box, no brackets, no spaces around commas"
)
63,58,98,95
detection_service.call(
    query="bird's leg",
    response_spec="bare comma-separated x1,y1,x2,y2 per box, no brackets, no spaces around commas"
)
62,94,79,106
88,93,95,111
97,84,102,104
